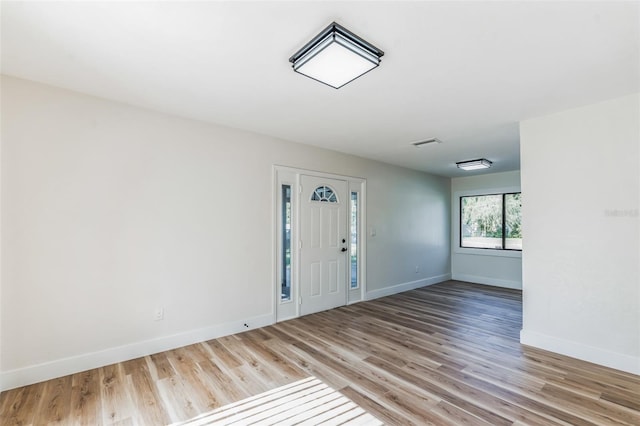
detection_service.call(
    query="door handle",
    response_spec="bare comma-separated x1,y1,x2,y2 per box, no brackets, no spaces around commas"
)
341,247,348,252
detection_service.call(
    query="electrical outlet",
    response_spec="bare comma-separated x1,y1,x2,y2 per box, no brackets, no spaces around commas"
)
154,307,164,321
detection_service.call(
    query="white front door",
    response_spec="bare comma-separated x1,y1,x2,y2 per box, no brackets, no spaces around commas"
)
299,175,349,316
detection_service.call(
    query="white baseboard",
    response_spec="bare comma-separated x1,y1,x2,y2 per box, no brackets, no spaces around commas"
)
452,273,521,290
365,273,451,301
0,313,274,392
520,329,640,375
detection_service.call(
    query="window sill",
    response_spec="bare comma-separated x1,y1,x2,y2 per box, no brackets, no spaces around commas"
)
454,247,522,258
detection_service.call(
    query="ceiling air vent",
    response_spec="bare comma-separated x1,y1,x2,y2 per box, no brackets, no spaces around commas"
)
412,138,442,147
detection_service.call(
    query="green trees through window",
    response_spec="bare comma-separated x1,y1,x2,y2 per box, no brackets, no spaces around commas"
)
461,193,522,250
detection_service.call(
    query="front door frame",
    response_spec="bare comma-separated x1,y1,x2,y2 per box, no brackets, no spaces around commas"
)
273,165,366,322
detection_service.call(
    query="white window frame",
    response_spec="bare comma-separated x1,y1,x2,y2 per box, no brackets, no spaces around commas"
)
453,186,522,259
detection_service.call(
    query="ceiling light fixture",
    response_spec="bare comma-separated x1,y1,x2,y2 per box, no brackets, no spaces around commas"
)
456,159,493,170
289,22,384,89
412,138,443,147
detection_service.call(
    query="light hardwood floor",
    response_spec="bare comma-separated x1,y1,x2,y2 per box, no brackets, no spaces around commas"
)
1,281,639,425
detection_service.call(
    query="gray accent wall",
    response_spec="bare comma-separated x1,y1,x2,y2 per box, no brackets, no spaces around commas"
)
0,76,451,389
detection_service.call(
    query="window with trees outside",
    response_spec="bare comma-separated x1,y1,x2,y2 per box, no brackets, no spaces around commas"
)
460,193,522,250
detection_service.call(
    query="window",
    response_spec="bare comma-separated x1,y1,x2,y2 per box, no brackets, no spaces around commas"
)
460,193,522,250
350,192,359,289
504,193,522,250
311,186,338,202
281,185,292,301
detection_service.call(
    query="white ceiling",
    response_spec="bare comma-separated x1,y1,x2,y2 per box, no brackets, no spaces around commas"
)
2,1,638,177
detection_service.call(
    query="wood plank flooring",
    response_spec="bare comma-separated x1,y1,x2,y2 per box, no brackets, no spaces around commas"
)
1,281,639,425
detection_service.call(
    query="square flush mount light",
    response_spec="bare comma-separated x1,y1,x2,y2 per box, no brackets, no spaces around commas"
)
289,22,384,89
456,159,493,171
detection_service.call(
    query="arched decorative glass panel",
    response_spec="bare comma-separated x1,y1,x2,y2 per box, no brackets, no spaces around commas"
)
311,185,338,203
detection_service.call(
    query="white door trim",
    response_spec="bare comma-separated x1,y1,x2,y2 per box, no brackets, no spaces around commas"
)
273,166,366,322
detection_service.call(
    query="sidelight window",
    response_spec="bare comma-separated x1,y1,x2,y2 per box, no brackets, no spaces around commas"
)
350,192,359,289
281,185,292,301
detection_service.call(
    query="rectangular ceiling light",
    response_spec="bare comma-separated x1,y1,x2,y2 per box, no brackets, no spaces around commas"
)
289,22,384,89
456,158,493,170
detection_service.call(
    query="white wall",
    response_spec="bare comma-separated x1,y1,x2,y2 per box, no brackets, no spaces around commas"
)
451,171,522,289
0,84,3,389
520,94,639,374
0,76,451,390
